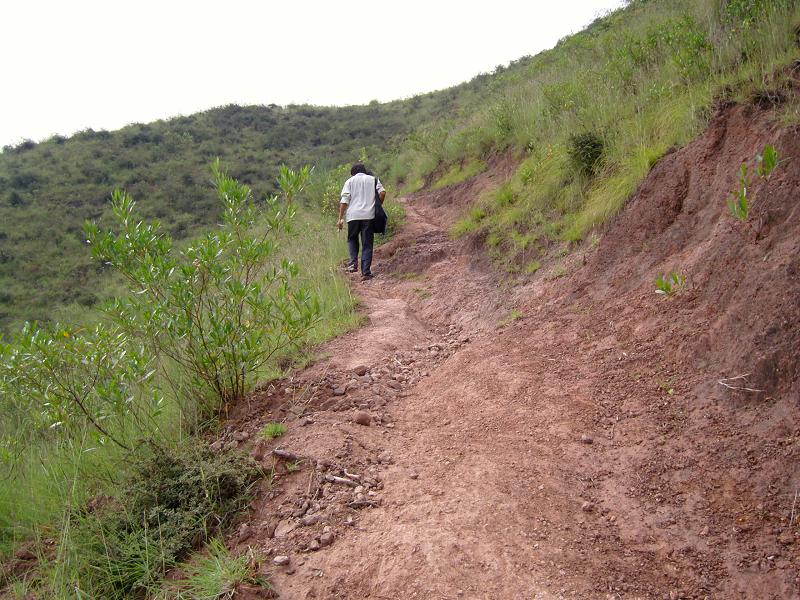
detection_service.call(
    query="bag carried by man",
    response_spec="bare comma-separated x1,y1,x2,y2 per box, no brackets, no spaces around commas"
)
373,175,388,235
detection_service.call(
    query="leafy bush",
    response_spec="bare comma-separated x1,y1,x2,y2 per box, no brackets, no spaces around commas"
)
757,143,779,178
0,321,157,453
85,162,320,415
567,132,604,177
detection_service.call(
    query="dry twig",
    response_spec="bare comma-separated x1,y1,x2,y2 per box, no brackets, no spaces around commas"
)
717,373,763,393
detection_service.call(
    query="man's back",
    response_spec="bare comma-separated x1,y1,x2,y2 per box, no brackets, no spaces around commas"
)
341,173,384,221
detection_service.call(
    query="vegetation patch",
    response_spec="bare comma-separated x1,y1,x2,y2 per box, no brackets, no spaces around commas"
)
655,271,687,296
261,422,287,440
169,537,270,600
42,441,260,599
431,160,487,190
393,0,800,266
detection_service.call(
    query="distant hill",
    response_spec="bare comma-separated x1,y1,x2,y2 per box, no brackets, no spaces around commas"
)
0,96,468,331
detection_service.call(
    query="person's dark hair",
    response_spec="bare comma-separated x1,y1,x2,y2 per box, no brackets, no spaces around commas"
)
350,163,367,176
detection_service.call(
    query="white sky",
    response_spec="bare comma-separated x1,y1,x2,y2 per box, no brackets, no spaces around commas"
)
0,0,625,147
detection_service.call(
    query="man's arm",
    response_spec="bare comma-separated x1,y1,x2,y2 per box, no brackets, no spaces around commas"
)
379,190,386,202
337,201,347,230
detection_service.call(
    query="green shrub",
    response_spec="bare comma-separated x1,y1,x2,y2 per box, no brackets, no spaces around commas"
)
0,321,158,453
85,162,320,415
567,132,604,177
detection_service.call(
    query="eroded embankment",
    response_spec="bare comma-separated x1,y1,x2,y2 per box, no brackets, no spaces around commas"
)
216,102,798,600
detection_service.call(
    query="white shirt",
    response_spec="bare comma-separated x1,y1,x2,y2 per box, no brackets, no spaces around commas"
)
340,173,385,222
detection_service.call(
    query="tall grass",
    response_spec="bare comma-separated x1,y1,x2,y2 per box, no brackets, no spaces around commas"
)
392,0,800,267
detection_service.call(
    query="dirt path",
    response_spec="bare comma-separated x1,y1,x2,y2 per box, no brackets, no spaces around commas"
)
224,120,800,600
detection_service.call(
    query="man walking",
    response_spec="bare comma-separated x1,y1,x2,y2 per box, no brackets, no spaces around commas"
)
337,163,386,280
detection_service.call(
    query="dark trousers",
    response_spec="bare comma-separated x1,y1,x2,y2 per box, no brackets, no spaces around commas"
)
347,219,374,275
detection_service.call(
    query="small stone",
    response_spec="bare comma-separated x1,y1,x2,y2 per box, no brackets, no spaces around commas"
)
409,471,419,480
387,380,402,390
333,386,347,396
354,365,369,376
210,440,224,453
377,450,393,464
778,532,794,545
302,514,322,527
232,430,250,442
699,525,709,537
273,555,290,566
354,411,372,426
581,501,594,512
301,417,314,426
309,539,321,551
580,434,594,444
238,523,254,542
319,531,335,547
250,440,267,461
274,519,297,538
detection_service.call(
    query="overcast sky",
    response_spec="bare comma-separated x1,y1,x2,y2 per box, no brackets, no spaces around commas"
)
1,0,625,148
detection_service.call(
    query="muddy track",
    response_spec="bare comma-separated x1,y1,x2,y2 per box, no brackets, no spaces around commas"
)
220,105,800,600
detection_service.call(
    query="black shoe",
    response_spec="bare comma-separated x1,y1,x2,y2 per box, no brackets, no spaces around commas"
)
361,273,374,281
345,264,357,273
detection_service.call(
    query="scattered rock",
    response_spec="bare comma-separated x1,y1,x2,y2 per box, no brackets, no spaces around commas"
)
302,514,322,527
301,417,314,426
274,519,298,538
580,434,594,444
273,555,290,566
309,538,321,551
354,365,369,376
209,439,225,453
409,471,419,480
237,523,254,543
319,531,335,547
232,430,250,442
699,525,709,537
333,386,347,396
387,380,402,390
581,501,594,512
778,532,794,545
354,411,372,426
377,450,393,464
250,439,267,461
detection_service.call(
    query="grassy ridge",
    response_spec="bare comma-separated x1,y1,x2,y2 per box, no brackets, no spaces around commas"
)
390,0,799,272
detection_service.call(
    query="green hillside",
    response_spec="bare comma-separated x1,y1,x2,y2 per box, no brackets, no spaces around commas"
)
390,0,799,273
0,97,467,331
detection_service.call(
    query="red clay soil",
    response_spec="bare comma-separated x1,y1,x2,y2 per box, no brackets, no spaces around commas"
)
222,102,799,600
